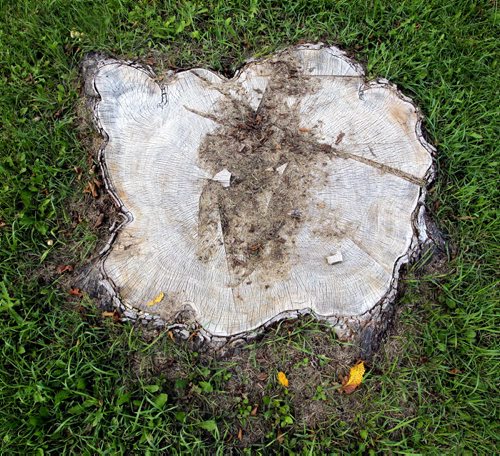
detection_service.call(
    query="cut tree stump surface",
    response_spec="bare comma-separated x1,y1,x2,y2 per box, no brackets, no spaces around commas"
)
83,44,435,344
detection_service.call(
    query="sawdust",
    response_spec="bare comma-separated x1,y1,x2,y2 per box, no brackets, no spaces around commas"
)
197,57,333,286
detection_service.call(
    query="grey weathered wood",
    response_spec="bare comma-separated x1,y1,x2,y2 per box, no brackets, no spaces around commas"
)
82,44,435,346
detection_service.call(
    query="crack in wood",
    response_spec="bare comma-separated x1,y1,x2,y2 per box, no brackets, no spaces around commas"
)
318,144,426,186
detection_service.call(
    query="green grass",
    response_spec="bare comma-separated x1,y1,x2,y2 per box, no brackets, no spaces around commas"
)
0,0,498,453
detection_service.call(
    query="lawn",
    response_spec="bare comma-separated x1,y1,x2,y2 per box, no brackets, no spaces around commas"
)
0,0,498,454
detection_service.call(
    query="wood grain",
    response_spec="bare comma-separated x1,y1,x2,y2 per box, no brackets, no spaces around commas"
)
85,44,435,341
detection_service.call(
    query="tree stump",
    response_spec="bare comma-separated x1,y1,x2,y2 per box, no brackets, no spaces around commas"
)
81,44,436,351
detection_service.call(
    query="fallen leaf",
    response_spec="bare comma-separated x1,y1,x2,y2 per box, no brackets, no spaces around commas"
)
71,210,83,225
84,181,98,198
94,213,105,228
0,220,7,228
74,166,83,180
341,361,365,394
146,291,165,307
56,264,74,274
449,368,461,375
167,330,175,342
90,182,98,198
102,311,115,318
257,372,268,382
250,405,258,416
298,127,311,133
277,429,284,444
237,428,243,441
277,371,289,388
69,287,83,297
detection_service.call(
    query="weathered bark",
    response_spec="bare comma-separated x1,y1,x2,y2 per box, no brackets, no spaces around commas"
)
80,44,437,351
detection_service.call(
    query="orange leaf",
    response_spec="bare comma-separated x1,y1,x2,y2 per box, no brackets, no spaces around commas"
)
56,264,74,274
277,371,289,388
102,311,121,321
341,361,365,394
69,287,82,297
237,428,243,441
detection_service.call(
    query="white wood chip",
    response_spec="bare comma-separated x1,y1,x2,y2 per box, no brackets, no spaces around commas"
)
326,252,343,265
276,163,288,175
212,169,232,187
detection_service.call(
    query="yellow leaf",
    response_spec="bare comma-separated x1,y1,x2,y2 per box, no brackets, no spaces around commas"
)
341,361,365,394
277,371,289,388
146,291,165,307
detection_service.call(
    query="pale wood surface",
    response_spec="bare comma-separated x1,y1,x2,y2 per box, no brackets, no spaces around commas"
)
89,45,434,338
